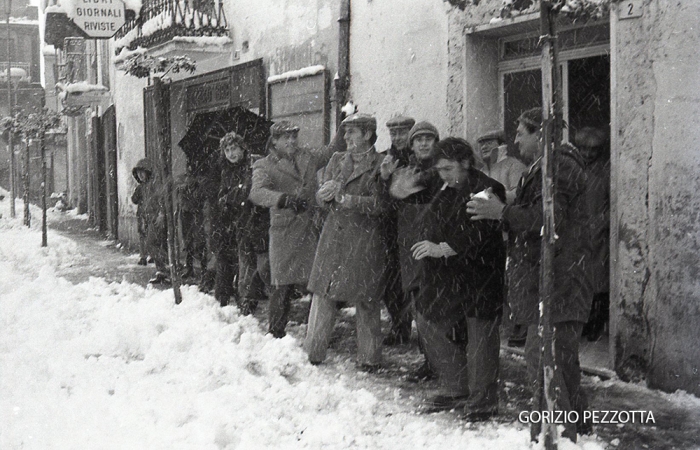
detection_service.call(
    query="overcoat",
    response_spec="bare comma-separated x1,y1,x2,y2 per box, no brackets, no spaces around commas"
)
414,168,506,324
249,146,330,285
503,144,593,325
307,149,388,304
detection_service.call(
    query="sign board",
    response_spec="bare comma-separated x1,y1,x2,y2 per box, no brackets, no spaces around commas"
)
66,0,126,38
619,0,643,20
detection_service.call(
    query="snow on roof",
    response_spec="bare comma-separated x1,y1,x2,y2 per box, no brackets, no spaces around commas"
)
113,46,147,64
267,65,326,84
44,4,66,14
42,45,57,56
170,36,232,47
8,17,40,25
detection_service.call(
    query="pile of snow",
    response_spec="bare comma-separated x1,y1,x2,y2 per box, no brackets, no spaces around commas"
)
0,191,604,449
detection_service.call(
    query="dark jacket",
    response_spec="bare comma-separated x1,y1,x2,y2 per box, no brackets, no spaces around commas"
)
132,158,166,228
307,149,388,303
503,144,593,325
584,157,610,294
216,156,269,252
415,168,506,324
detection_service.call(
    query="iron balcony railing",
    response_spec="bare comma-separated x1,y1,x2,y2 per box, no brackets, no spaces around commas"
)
113,0,228,54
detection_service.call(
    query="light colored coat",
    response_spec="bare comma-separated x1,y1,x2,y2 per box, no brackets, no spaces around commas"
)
307,150,388,304
249,146,331,285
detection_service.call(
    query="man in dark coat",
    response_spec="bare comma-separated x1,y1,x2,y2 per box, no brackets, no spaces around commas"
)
467,108,592,442
249,121,333,338
132,158,169,284
214,132,270,313
177,167,208,280
380,115,416,345
131,178,148,266
407,137,505,420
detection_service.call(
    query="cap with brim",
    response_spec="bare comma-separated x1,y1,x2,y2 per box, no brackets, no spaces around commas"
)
386,115,415,130
341,113,377,132
270,120,300,137
408,121,439,143
477,129,506,144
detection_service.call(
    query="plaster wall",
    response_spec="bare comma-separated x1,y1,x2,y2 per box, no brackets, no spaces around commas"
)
611,0,700,394
347,0,449,150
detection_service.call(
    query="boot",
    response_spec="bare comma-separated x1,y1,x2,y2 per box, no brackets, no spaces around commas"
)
148,271,170,284
137,256,148,266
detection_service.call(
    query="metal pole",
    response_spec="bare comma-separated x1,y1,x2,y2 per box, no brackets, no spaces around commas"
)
6,0,15,218
41,131,47,246
23,134,29,227
536,2,561,449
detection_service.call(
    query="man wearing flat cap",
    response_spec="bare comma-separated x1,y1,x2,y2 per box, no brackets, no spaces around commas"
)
249,120,333,338
467,107,593,442
379,115,416,346
305,113,389,372
476,129,526,203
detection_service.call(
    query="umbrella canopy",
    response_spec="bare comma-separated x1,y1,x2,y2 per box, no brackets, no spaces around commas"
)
178,106,273,167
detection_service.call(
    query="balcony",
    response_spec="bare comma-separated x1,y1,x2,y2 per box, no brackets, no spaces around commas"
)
113,0,229,55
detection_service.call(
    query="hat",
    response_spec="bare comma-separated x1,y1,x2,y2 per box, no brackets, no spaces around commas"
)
386,115,415,130
341,113,377,132
270,120,300,138
408,121,439,144
477,129,506,144
517,108,542,129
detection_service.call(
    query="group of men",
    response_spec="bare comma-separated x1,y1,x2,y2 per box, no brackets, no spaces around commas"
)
131,106,609,443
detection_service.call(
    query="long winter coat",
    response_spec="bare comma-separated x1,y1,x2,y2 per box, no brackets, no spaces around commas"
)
503,144,593,325
216,157,270,252
249,146,331,285
584,158,610,294
414,168,506,324
307,149,388,304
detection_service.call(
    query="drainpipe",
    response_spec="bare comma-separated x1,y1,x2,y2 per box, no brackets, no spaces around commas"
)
335,0,350,127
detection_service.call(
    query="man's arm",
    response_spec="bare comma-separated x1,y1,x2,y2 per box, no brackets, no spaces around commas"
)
249,161,284,208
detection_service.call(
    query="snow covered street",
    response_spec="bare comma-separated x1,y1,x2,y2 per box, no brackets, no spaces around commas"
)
2,196,699,449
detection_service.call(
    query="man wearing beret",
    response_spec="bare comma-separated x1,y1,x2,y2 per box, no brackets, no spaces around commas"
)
380,115,416,346
467,108,592,442
249,120,333,338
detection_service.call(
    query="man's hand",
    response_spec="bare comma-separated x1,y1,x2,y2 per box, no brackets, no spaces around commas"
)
380,154,400,180
390,167,425,199
277,194,308,212
411,240,443,260
466,187,506,221
318,180,341,202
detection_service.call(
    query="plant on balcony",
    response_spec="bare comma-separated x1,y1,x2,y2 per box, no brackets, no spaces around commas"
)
120,53,196,79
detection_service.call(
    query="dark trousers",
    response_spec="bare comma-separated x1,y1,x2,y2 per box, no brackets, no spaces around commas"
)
416,312,500,413
525,321,588,443
181,209,207,271
215,234,269,310
268,284,299,338
146,222,168,272
383,227,412,337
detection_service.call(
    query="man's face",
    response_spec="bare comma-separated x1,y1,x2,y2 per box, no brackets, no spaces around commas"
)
479,139,500,162
514,122,540,164
389,127,411,150
344,125,371,152
136,169,150,183
579,145,600,165
272,132,299,156
223,143,244,164
434,158,469,188
411,134,437,161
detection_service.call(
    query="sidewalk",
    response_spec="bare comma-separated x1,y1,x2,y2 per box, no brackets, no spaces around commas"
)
49,215,700,450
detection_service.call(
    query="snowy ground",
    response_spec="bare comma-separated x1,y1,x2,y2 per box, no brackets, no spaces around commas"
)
0,194,619,449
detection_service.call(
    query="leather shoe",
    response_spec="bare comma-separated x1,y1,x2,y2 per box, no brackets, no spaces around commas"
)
421,394,469,413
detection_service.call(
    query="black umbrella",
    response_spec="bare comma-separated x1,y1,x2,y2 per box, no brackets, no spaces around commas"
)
178,106,273,166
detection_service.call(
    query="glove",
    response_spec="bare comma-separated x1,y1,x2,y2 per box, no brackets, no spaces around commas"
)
277,194,308,213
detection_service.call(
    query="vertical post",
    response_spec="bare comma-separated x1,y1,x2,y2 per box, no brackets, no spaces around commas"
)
153,77,182,304
536,2,561,449
335,0,351,126
6,0,15,218
41,131,47,246
23,134,30,227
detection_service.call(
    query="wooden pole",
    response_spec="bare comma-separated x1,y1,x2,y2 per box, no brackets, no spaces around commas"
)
41,131,47,247
536,1,562,449
153,77,182,304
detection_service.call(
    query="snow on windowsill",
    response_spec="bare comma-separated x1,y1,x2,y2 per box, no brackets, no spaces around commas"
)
170,36,232,46
267,65,325,84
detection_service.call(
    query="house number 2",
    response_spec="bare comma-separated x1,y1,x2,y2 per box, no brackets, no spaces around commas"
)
620,0,643,19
